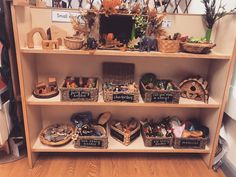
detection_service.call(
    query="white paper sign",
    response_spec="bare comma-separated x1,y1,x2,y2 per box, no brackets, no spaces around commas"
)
51,11,80,23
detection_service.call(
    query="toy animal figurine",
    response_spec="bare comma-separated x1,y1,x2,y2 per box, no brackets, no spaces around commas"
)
139,36,157,52
87,37,97,49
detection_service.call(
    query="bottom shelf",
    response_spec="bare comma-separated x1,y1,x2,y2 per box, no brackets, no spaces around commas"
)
32,135,210,154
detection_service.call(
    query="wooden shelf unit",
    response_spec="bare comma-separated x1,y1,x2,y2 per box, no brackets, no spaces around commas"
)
11,5,236,169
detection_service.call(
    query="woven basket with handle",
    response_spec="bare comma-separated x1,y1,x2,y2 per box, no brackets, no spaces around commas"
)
158,39,180,53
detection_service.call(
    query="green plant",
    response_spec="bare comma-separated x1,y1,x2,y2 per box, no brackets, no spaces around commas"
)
202,0,236,41
133,15,148,38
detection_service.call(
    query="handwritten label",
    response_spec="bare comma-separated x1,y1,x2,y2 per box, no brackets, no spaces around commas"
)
113,94,134,102
80,139,103,147
110,129,124,142
151,93,173,102
180,139,200,147
51,11,80,22
69,90,91,99
152,139,171,147
130,130,140,142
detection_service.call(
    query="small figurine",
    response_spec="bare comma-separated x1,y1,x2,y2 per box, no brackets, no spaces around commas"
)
87,37,98,49
139,36,157,52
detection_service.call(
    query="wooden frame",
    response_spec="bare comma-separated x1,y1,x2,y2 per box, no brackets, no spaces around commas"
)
10,5,236,169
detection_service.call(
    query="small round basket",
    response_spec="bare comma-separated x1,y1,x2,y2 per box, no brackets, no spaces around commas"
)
181,42,216,54
39,124,74,146
64,37,84,50
158,39,180,53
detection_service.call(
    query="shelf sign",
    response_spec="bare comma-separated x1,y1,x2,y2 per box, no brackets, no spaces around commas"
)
80,139,103,147
51,11,80,22
151,93,173,102
151,139,171,147
110,128,124,142
69,90,91,99
130,130,140,142
113,94,134,102
180,139,201,147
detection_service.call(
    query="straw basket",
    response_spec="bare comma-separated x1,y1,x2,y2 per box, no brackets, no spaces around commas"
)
158,39,180,53
64,37,84,50
181,42,216,54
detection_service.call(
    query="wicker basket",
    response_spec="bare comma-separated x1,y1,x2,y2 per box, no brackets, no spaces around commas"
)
180,42,216,54
158,39,180,53
103,62,139,103
141,127,173,147
39,124,74,146
60,77,99,102
140,80,181,103
173,137,208,149
110,120,141,146
74,125,108,149
64,37,84,50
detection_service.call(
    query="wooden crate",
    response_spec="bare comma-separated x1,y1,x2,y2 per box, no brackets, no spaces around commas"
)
140,81,181,103
173,137,208,149
103,62,139,103
60,77,99,102
110,120,141,146
74,125,108,149
141,128,173,147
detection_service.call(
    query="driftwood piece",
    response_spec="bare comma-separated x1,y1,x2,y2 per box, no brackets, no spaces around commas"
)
27,27,47,48
42,40,59,49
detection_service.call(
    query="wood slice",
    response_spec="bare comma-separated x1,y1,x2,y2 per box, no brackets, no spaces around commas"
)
32,88,59,99
39,124,74,146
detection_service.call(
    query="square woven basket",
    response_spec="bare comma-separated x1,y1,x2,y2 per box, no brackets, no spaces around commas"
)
103,62,139,103
141,127,173,147
140,80,181,103
74,125,108,149
60,77,99,102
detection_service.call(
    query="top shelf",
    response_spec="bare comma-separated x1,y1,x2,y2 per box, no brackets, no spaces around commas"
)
20,47,231,60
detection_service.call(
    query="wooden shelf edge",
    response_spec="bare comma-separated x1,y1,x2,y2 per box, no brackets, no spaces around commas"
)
20,47,231,60
32,136,210,154
26,94,220,109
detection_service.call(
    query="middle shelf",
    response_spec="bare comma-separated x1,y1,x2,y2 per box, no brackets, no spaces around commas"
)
27,94,220,108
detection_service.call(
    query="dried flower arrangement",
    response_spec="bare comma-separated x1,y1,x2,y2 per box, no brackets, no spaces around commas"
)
202,0,236,42
102,0,122,16
146,9,166,38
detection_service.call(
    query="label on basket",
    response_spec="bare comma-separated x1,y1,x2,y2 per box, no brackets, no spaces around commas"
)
113,94,134,102
151,93,173,102
80,139,103,147
180,139,200,147
110,128,124,142
152,139,170,146
130,130,140,142
69,90,91,99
